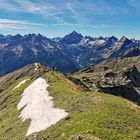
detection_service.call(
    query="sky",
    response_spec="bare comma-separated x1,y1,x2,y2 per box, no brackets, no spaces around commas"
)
0,0,140,39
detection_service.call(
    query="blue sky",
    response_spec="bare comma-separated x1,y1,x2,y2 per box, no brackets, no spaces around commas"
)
0,0,140,39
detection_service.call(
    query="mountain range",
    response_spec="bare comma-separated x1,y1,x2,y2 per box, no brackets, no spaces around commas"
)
0,31,140,76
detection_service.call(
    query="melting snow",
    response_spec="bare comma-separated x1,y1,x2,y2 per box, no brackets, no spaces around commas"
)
17,77,68,136
34,63,39,70
13,79,29,90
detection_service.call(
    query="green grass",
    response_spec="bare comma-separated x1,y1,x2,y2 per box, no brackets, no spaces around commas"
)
0,71,140,140
37,71,140,140
0,76,33,140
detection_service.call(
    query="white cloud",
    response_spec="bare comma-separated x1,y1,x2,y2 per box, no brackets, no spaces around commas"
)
0,18,112,32
0,18,48,30
0,0,62,17
0,19,27,24
0,1,117,31
52,23,112,28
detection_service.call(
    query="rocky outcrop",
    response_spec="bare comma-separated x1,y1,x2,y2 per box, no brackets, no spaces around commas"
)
71,57,140,105
96,66,140,105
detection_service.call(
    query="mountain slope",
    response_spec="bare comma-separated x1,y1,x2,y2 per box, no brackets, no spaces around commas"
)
0,34,78,75
108,36,133,58
0,63,140,140
0,32,140,76
71,56,140,105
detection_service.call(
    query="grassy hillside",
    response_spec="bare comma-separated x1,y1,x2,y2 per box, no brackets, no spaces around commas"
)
0,66,140,140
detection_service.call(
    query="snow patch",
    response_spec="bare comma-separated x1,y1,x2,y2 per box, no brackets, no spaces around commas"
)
17,77,68,136
13,79,29,90
34,63,39,70
95,39,105,45
89,41,95,45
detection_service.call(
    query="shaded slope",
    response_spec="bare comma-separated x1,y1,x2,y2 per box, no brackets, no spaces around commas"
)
0,34,78,75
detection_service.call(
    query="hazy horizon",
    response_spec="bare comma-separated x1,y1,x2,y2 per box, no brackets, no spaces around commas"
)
0,31,137,40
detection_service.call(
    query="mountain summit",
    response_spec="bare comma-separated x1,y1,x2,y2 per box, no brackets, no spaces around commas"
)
60,31,83,44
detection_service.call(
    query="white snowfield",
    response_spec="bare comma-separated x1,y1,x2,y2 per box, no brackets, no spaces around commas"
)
17,77,68,136
13,79,29,90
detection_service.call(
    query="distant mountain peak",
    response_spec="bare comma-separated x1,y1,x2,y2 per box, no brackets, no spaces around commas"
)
121,36,127,39
120,36,129,42
106,36,118,43
71,30,78,34
0,34,5,38
15,34,23,38
99,36,104,40
60,31,83,44
68,31,83,38
119,36,133,44
110,36,118,40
